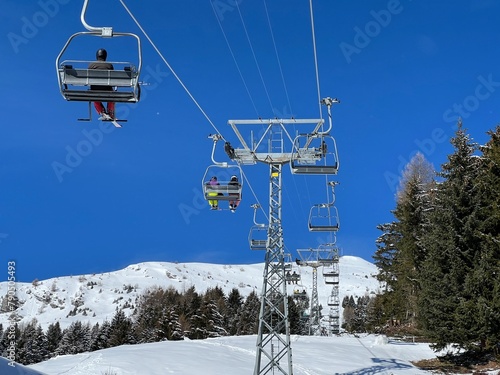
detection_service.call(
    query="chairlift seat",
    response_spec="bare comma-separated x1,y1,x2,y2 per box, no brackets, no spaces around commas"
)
308,204,340,232
291,163,338,175
250,240,267,250
249,225,267,250
308,223,340,232
203,183,242,201
58,64,140,103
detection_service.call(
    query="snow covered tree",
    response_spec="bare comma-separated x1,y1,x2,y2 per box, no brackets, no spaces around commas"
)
180,286,203,338
56,321,91,355
45,322,62,357
199,290,228,338
90,320,111,351
108,309,134,347
156,307,184,341
20,324,48,365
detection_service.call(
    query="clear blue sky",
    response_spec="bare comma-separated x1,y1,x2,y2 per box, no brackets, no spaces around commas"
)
1,0,499,282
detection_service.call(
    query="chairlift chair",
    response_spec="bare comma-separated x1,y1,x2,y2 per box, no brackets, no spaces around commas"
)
327,290,340,307
323,263,339,285
308,204,340,232
56,32,142,106
248,203,268,250
248,225,268,250
290,134,339,175
56,0,143,121
202,164,243,202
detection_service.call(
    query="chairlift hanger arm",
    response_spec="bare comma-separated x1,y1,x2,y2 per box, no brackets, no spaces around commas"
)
81,0,113,35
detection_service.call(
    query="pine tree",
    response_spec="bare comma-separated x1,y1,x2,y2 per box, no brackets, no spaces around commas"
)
46,322,63,357
288,296,306,335
393,152,435,325
26,325,48,364
157,307,184,341
373,152,435,329
56,321,91,355
180,286,203,338
236,291,260,335
91,320,111,351
199,292,227,338
342,295,356,332
459,125,500,351
419,121,481,350
226,288,243,335
108,309,134,347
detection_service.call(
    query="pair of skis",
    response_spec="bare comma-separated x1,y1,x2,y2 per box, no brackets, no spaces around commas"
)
99,114,124,128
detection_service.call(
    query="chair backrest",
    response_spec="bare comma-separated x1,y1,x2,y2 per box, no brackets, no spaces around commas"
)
59,65,138,87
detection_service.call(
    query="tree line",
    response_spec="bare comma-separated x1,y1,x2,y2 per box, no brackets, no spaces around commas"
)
369,122,500,355
0,285,309,365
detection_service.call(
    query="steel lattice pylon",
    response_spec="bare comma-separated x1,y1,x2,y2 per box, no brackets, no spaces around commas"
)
254,163,293,375
226,113,338,374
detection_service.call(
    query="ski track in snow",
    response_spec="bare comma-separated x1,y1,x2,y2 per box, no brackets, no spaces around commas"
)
56,353,102,375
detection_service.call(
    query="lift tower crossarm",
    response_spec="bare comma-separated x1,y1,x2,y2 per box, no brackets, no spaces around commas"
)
228,118,324,165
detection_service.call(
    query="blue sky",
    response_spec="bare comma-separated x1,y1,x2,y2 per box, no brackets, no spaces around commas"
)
1,0,499,282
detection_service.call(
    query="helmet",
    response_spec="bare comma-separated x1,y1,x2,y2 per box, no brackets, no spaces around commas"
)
211,176,217,180
96,48,107,60
231,175,238,181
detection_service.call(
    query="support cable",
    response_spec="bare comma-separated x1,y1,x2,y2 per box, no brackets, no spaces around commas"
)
119,0,225,139
263,0,293,116
309,0,323,119
234,1,275,113
119,0,268,213
210,1,260,118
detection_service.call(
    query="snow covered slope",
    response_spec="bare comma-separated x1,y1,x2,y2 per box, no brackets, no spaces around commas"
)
0,256,381,330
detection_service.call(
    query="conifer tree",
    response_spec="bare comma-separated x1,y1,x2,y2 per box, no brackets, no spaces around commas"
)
200,291,228,338
91,320,111,351
287,296,306,335
156,307,184,341
108,309,134,347
373,152,434,328
179,286,202,337
226,288,244,335
459,125,500,351
392,152,435,324
46,322,63,357
56,321,91,355
236,291,260,335
419,121,481,350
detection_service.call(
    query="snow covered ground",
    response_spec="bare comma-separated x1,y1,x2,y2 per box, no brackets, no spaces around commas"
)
25,334,443,375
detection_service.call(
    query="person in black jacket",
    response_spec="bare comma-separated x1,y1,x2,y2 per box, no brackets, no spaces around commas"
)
88,48,115,120
228,175,241,212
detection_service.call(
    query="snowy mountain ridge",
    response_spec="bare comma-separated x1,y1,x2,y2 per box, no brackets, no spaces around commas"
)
0,256,381,331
